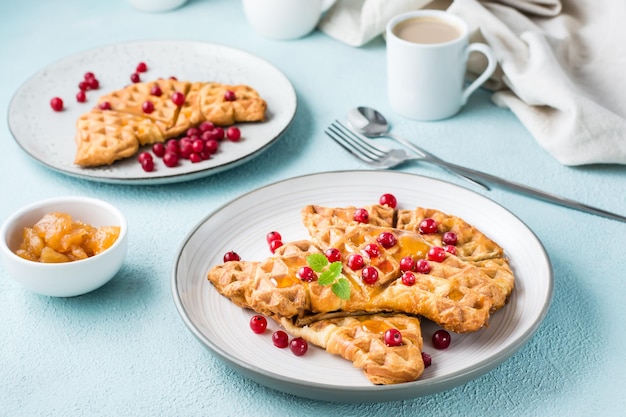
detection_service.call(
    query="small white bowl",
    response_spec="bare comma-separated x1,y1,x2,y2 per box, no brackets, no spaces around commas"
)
0,196,128,297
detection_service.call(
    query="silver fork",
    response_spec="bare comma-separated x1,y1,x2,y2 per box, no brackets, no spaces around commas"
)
326,120,490,190
325,120,626,223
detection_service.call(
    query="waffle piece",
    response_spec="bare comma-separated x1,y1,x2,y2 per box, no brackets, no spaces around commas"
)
395,207,514,308
97,79,191,137
301,204,395,238
199,83,267,126
277,314,424,385
74,109,164,166
302,204,514,311
208,226,500,333
168,82,207,138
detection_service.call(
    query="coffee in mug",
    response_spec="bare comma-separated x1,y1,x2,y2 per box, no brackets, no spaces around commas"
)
393,17,462,44
386,10,497,121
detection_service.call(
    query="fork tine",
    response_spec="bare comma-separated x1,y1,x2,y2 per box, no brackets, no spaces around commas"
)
332,120,387,158
325,120,386,163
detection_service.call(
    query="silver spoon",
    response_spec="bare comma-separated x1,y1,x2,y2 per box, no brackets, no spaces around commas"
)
347,107,490,190
346,106,626,223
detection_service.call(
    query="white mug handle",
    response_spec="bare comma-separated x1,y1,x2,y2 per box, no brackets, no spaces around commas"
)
461,43,497,105
321,0,336,13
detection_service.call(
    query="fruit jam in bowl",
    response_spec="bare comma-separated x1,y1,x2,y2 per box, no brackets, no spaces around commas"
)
0,196,128,297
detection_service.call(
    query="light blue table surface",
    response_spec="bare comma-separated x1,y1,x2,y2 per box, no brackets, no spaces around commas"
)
2,1,625,416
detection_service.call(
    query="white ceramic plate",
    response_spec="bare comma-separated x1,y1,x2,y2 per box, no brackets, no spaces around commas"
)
172,171,553,402
8,41,296,185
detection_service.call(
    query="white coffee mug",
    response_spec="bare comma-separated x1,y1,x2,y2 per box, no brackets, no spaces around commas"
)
242,0,336,40
386,10,497,121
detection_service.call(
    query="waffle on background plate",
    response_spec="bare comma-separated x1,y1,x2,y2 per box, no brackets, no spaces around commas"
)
207,204,515,385
74,79,267,167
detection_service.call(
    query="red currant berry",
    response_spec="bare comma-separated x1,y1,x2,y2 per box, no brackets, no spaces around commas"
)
223,251,241,262
224,90,236,101
150,84,162,96
399,256,415,272
272,330,289,348
249,315,268,334
87,77,99,90
376,232,397,249
226,126,241,142
189,153,202,163
445,245,457,255
427,246,446,263
415,259,431,274
213,127,225,140
422,352,432,367
79,81,89,91
186,127,200,137
191,139,205,153
383,328,403,347
347,253,364,270
353,208,369,223
289,337,308,356
84,71,95,80
99,101,111,110
169,76,178,80
363,243,380,258
269,240,283,254
419,218,438,234
50,97,64,111
199,149,212,160
76,91,87,103
266,231,282,244
204,139,219,154
163,151,179,167
361,266,379,285
442,231,458,246
171,91,185,106
432,329,451,349
297,266,317,282
379,193,397,208
199,121,215,132
324,248,341,263
137,151,153,164
142,100,154,114
401,271,416,286
130,72,141,83
140,158,154,172
136,62,148,73
152,142,166,157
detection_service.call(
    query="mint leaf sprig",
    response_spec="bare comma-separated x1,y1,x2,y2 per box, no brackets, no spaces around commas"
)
306,253,351,300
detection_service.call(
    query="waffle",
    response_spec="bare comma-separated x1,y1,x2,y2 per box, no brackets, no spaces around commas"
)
74,80,267,167
302,204,514,310
208,226,500,333
74,109,163,166
199,83,267,126
277,313,424,385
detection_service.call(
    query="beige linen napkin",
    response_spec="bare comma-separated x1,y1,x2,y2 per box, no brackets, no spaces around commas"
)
319,0,626,166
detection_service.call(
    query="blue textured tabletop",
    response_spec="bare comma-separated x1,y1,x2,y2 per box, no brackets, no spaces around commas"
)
1,1,625,416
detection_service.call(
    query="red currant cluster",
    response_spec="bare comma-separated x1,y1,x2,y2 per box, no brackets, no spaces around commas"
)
249,315,308,356
137,122,242,172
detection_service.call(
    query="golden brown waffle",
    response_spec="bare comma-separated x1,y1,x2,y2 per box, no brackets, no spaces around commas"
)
302,204,514,311
277,313,424,385
199,83,267,126
74,109,163,166
301,204,395,238
395,206,514,309
97,79,191,136
208,225,502,333
74,80,267,167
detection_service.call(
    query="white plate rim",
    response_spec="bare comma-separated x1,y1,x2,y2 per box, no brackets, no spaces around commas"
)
7,40,297,185
171,170,553,402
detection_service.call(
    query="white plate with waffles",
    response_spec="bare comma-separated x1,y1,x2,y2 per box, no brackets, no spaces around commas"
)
8,40,296,185
172,171,553,402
